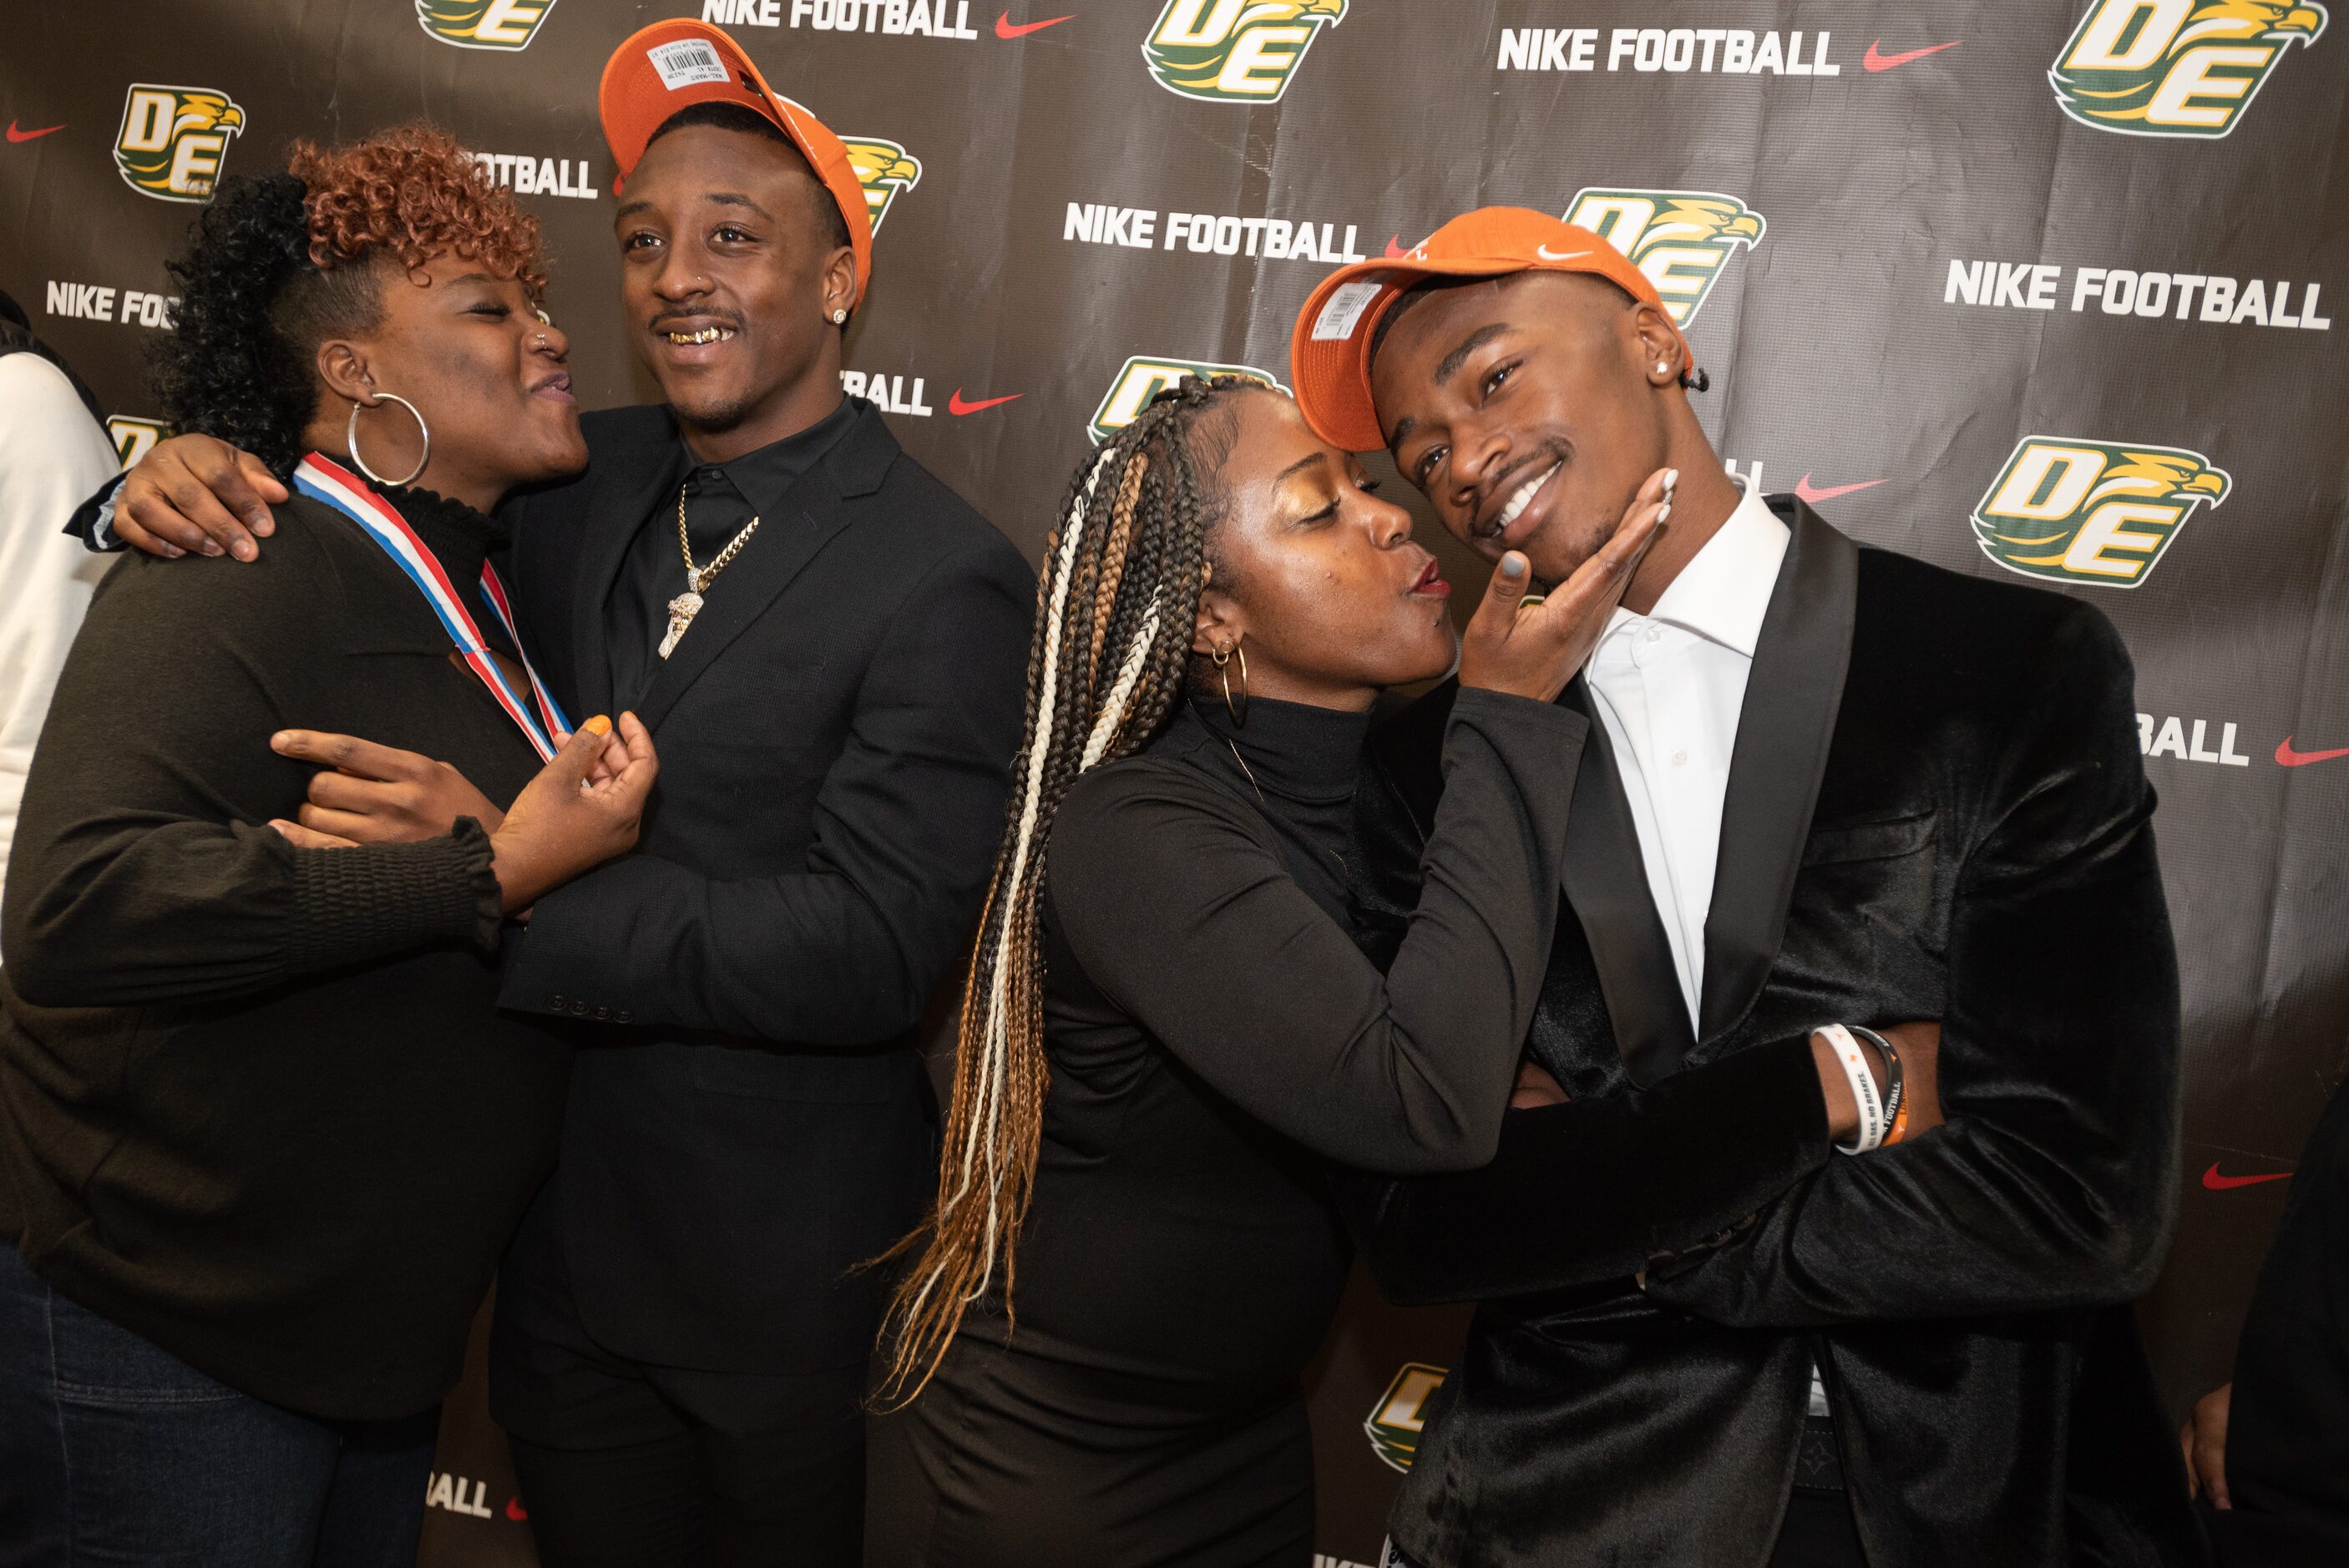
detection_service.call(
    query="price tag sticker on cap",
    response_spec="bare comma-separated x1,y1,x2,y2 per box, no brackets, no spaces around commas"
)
646,38,727,91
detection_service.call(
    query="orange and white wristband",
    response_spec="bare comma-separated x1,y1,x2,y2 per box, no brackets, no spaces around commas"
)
1817,1023,1887,1155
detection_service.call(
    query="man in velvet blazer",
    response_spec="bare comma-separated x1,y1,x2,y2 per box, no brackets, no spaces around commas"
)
1292,211,2201,1566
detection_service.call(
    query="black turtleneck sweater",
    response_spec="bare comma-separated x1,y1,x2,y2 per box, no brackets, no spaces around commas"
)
0,473,571,1419
969,685,1587,1409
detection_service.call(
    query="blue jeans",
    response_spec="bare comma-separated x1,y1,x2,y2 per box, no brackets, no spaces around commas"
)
0,1243,436,1567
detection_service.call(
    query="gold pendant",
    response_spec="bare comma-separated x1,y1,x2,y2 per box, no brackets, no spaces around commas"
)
659,589,703,660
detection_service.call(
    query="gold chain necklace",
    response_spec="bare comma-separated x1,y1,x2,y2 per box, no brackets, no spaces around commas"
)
660,482,762,659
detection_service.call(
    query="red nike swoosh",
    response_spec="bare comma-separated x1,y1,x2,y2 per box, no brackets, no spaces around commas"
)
1863,40,1962,72
2277,736,2349,766
2203,1161,2292,1191
504,1496,529,1522
7,120,64,143
1385,233,1409,259
1793,473,1886,505
995,11,1071,38
948,388,1023,416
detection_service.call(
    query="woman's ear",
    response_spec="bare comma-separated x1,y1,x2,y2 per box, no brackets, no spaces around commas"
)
1192,579,1246,659
315,339,374,408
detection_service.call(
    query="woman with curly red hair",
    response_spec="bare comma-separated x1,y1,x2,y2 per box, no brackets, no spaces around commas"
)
0,127,655,1565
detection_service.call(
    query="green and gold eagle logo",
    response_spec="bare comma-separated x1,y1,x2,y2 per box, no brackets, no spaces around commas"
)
106,417,171,469
1088,356,1286,443
114,86,245,203
417,0,560,52
1563,189,1766,327
2052,1,2326,138
840,138,922,236
1143,0,1348,104
1364,1363,1447,1474
1972,438,2230,588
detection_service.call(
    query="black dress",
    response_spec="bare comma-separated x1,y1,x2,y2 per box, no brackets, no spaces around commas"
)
866,688,1586,1567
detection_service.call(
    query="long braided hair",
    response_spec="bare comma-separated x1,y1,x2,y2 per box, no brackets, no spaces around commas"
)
878,374,1267,1403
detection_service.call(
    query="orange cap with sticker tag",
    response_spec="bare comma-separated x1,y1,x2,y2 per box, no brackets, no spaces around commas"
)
598,18,872,295
1289,206,1694,453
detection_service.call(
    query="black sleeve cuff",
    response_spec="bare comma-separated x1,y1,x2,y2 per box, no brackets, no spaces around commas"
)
286,816,503,972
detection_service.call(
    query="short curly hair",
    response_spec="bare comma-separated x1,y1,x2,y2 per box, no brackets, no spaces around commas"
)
149,124,546,475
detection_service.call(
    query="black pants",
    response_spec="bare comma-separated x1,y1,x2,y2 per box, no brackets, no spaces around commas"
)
488,1213,866,1568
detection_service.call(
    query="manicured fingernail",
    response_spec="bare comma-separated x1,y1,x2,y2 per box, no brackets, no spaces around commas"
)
583,715,612,736
201,541,222,556
1665,468,1679,488
1656,503,1671,523
232,541,254,560
271,732,290,749
1501,554,1526,578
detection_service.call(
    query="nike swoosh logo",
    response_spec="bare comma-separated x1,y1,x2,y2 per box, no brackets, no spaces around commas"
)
2203,1161,2292,1191
948,388,1022,416
7,120,64,143
1864,40,1962,72
995,11,1071,38
1793,473,1886,505
1385,233,1408,259
2276,736,2349,766
1534,244,1589,262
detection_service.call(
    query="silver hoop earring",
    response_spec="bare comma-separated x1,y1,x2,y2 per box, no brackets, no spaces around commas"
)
831,308,848,325
347,392,430,488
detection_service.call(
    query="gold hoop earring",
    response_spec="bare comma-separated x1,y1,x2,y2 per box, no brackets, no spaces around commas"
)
347,392,429,488
1212,638,1249,728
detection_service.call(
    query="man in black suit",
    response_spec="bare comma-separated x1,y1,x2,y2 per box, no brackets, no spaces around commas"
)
76,22,1030,1567
1289,209,2201,1566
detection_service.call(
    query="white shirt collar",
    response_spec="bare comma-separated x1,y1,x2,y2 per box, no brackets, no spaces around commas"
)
1602,473,1789,659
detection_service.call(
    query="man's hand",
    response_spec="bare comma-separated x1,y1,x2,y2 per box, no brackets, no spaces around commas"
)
114,433,286,561
489,714,659,914
272,731,507,843
2182,1383,2232,1508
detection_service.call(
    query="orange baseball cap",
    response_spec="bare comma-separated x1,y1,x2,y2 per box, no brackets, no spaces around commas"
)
598,18,873,296
1289,206,1695,452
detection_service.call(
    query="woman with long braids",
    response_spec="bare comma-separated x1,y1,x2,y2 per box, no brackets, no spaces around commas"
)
862,377,1659,1562
869,378,1914,1564
0,128,654,1562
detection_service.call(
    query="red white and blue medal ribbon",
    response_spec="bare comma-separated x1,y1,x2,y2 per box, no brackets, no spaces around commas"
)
291,453,572,761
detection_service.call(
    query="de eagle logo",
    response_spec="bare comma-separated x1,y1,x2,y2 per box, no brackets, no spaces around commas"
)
1365,1363,1446,1474
417,0,559,51
114,85,245,203
1972,438,2230,589
1563,189,1765,327
841,137,922,236
1088,357,1286,443
1143,0,1348,104
2051,1,2326,139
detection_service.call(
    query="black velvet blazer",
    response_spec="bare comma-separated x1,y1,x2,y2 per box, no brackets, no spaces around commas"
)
1354,499,2205,1568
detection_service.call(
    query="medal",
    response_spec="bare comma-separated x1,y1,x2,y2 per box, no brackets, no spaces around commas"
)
293,453,571,760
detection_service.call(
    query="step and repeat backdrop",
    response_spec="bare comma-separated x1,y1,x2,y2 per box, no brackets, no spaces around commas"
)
5,3,2347,1562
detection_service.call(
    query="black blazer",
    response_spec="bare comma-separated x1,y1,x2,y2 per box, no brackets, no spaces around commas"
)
488,400,1032,1374
1357,499,2203,1567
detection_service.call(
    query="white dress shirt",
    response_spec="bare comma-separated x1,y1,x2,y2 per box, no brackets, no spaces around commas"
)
0,354,117,904
1582,473,1789,1031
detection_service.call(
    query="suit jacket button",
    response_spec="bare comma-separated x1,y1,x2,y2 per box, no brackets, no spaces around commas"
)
571,1000,590,1017
615,1009,634,1024
593,1006,610,1021
550,994,568,1009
